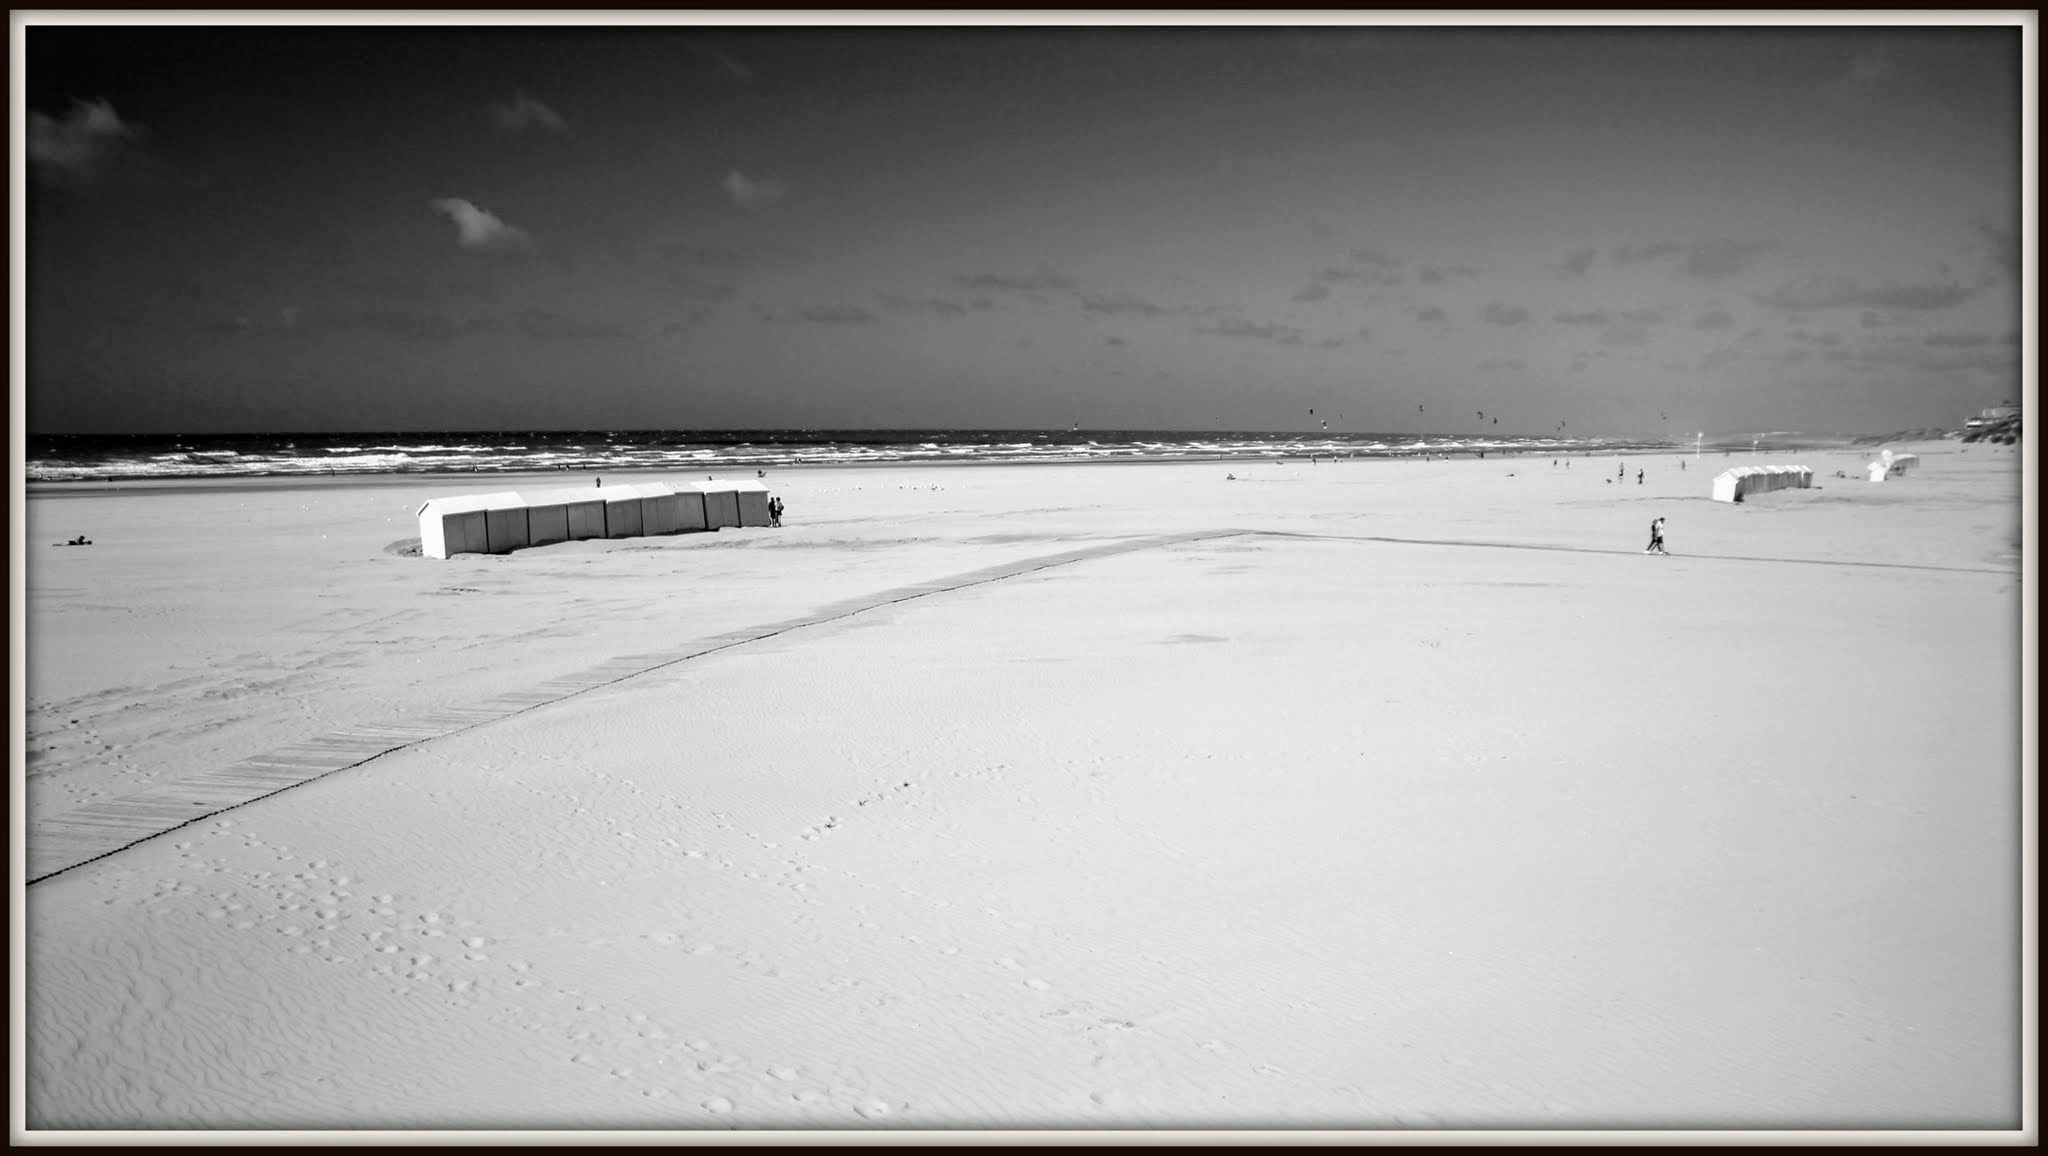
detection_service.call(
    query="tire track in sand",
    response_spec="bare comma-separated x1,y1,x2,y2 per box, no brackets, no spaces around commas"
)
35,525,1998,884
26,530,1238,885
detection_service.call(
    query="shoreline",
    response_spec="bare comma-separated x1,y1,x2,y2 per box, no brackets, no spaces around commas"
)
20,439,1920,499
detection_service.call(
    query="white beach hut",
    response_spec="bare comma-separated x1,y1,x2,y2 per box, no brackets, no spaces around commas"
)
417,491,527,558
670,484,709,532
485,499,532,553
694,480,743,529
625,482,690,536
1711,468,1746,502
731,479,772,527
515,486,608,546
1711,464,1812,503
601,486,646,538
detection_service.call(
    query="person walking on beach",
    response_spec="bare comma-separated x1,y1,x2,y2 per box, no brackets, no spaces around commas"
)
1637,469,1644,485
1645,516,1667,555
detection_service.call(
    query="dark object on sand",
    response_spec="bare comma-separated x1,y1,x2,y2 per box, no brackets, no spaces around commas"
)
57,536,93,546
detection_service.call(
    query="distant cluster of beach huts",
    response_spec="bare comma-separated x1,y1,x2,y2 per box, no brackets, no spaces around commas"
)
417,478,771,559
1710,464,1812,503
1709,451,1921,503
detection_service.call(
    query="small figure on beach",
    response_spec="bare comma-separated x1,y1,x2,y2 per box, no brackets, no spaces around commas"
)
1226,472,1236,480
56,535,92,546
1645,517,1667,555
757,469,765,478
595,477,601,488
1637,469,1644,485
768,496,783,527
1618,462,1626,479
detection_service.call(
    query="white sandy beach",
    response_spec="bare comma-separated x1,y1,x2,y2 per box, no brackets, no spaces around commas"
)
19,441,2027,1131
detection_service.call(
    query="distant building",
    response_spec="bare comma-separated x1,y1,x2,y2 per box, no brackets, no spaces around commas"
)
1965,401,2021,428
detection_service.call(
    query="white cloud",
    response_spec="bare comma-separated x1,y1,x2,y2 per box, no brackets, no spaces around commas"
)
723,171,789,209
28,99,134,186
429,198,531,251
491,92,566,132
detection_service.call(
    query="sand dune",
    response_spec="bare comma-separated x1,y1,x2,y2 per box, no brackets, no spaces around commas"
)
20,442,2025,1132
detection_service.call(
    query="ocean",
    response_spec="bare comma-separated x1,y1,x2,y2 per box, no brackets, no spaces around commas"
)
19,429,1722,484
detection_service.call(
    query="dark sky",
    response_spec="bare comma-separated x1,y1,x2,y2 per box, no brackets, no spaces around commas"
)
21,20,2026,435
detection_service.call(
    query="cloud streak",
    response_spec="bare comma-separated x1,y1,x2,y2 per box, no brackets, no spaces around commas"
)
28,99,137,187
690,43,755,82
303,306,623,341
956,264,1075,293
1196,316,1305,344
491,92,566,132
880,294,969,318
1755,278,1976,312
1419,264,1479,283
755,303,878,323
1613,239,1775,279
429,198,531,251
1078,291,1173,317
723,171,789,209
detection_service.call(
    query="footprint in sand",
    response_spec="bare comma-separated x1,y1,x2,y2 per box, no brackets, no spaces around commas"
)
702,1096,733,1114
855,1099,894,1120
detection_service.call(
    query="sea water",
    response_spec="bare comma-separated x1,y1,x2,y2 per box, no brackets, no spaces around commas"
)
24,429,1705,484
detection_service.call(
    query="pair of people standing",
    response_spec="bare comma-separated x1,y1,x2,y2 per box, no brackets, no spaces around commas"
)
1645,516,1668,555
768,496,784,527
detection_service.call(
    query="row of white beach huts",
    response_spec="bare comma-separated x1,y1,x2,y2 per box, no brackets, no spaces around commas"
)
417,478,771,559
1709,464,1812,503
1709,451,1920,502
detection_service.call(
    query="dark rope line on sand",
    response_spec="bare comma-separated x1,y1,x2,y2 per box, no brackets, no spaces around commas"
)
26,526,2009,884
26,530,1234,885
1258,530,2015,576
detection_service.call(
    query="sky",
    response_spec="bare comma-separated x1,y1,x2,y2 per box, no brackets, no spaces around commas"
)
18,19,2030,436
